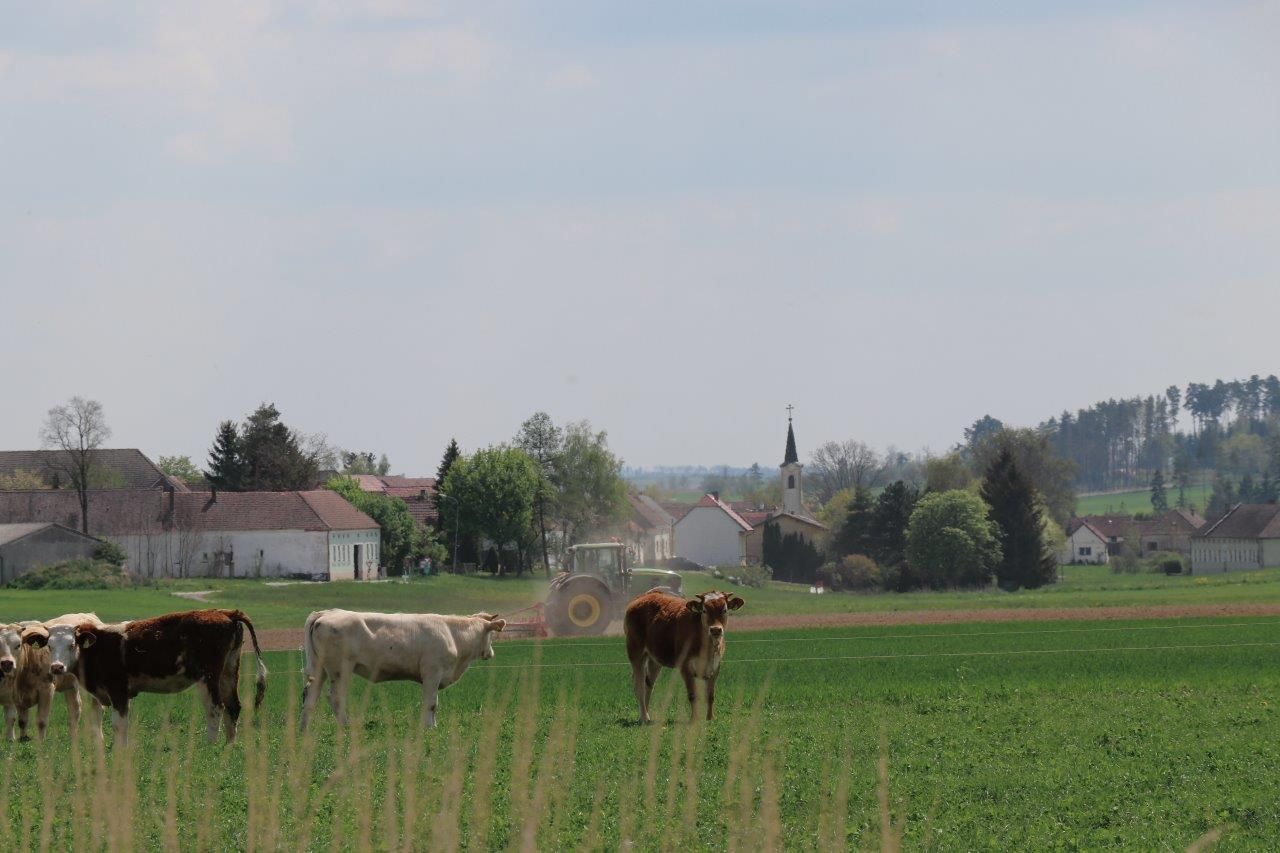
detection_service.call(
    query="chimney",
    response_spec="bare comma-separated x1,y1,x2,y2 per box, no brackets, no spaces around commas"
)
211,487,217,503
710,491,719,501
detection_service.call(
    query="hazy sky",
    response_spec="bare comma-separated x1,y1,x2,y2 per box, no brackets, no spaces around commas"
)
3,1,1278,474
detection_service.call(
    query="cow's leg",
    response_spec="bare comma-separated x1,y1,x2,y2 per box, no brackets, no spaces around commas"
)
17,705,31,741
681,669,698,722
630,657,650,724
86,696,106,744
329,665,352,728
420,677,441,729
36,688,53,740
644,658,661,708
3,706,15,742
301,668,326,731
219,653,243,744
198,682,221,743
64,686,82,734
109,694,130,747
706,674,718,721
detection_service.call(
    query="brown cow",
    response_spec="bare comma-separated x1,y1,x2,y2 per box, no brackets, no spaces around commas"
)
624,590,744,723
1,621,54,741
26,608,268,745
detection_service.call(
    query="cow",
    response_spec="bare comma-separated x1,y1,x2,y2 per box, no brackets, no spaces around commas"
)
17,612,106,738
26,609,268,745
300,609,506,730
624,590,745,723
1,621,54,741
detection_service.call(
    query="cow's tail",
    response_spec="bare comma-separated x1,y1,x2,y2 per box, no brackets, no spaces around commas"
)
227,609,268,709
301,611,322,692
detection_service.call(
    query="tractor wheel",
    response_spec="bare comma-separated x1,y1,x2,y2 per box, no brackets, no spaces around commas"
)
546,577,613,637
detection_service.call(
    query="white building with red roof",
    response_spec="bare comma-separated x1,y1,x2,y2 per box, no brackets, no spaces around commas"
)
672,492,753,567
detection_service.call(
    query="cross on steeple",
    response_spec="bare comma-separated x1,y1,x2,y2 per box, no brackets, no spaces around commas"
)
785,403,794,422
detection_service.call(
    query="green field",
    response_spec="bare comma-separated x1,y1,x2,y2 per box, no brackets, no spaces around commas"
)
6,565,1280,631
1074,483,1213,517
2,616,1279,849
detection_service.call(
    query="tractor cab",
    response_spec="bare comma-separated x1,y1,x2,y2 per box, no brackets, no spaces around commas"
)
544,542,683,636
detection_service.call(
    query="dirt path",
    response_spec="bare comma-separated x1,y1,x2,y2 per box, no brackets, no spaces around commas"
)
252,603,1280,652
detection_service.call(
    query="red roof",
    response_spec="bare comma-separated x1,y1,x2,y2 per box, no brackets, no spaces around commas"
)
687,493,753,532
1196,504,1280,540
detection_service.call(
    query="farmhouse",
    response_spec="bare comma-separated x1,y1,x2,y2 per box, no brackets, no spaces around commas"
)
624,493,674,565
0,448,186,491
1062,519,1110,564
1190,503,1280,573
1139,508,1205,555
0,488,380,580
352,474,439,529
673,493,752,567
0,522,101,584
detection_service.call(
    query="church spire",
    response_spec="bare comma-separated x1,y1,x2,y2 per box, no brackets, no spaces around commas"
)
783,405,798,465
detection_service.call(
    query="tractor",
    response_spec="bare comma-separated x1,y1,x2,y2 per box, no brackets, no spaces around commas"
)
544,542,683,636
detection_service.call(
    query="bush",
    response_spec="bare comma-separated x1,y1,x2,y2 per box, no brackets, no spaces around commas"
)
93,539,128,567
880,562,922,593
818,554,882,592
726,563,772,588
1145,551,1186,575
8,559,138,590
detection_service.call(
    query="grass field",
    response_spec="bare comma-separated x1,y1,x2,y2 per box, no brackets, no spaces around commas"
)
1074,483,1213,517
6,565,1280,631
2,616,1279,849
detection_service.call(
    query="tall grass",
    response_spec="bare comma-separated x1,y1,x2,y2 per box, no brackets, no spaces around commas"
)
0,666,883,851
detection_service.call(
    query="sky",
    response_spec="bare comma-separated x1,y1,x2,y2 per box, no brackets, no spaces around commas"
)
2,1,1278,474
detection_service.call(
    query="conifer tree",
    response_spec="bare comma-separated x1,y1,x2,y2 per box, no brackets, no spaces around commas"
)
1150,469,1168,512
205,420,246,491
867,480,918,567
980,448,1056,590
832,486,874,557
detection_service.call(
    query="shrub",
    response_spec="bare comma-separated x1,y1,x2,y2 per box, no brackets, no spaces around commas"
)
880,561,922,593
1144,551,1186,575
818,554,882,592
728,564,772,588
93,539,128,567
8,559,138,590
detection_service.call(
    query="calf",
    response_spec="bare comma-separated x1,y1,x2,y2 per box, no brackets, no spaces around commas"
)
1,621,54,741
301,609,505,730
33,609,268,745
18,612,106,738
624,590,744,723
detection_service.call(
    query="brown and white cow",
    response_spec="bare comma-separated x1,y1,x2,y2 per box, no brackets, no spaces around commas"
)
624,590,744,723
301,609,506,730
27,609,268,745
1,621,54,741
18,612,106,738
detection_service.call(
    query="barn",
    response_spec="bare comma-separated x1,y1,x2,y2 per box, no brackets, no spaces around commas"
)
0,522,101,584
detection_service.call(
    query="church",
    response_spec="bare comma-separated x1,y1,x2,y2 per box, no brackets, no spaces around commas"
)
672,412,827,567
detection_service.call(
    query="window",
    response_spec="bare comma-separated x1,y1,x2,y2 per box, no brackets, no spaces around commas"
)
1147,542,1157,552
787,475,795,489
1079,546,1092,557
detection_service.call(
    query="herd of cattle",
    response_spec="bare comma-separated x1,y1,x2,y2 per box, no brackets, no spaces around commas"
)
0,589,745,744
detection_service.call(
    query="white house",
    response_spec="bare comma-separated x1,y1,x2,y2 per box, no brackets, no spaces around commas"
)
1062,519,1109,565
0,488,380,580
1191,503,1280,574
673,493,752,567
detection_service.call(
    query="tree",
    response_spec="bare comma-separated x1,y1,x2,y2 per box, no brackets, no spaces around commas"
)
808,440,886,503
1205,475,1237,520
905,490,1002,589
762,523,824,583
239,403,319,491
969,428,1076,526
340,451,391,476
158,455,204,484
980,449,1056,591
40,397,111,533
514,412,563,575
924,452,974,493
205,421,247,491
439,446,540,575
0,469,48,490
963,415,1006,451
831,487,874,558
327,476,444,574
1149,469,1168,512
867,480,918,568
552,421,629,546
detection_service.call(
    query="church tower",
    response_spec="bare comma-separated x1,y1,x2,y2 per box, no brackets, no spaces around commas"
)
780,408,803,515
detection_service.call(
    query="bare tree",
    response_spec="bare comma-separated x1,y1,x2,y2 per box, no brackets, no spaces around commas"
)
40,397,111,533
809,440,888,503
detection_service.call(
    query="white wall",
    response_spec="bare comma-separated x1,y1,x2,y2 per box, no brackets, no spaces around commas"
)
114,528,378,579
674,508,745,567
1062,526,1108,564
328,529,382,581
1191,538,1265,574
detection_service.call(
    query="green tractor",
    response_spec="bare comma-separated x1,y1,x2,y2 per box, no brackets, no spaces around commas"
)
545,543,683,637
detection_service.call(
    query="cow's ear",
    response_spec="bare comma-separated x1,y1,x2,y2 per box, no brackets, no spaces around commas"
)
726,595,745,611
21,626,49,647
75,628,96,649
487,618,506,633
686,597,704,614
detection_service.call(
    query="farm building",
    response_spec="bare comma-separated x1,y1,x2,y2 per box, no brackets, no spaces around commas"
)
624,493,674,565
0,488,379,580
673,492,753,567
1139,508,1205,555
351,474,439,529
0,522,101,584
1190,503,1280,573
0,448,186,492
1062,519,1109,564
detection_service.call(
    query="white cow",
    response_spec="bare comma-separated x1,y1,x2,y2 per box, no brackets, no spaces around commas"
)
1,621,54,741
19,613,108,738
300,609,506,730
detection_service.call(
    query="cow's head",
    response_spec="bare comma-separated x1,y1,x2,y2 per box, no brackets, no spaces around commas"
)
470,613,506,660
686,591,745,642
0,624,24,677
24,622,91,677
